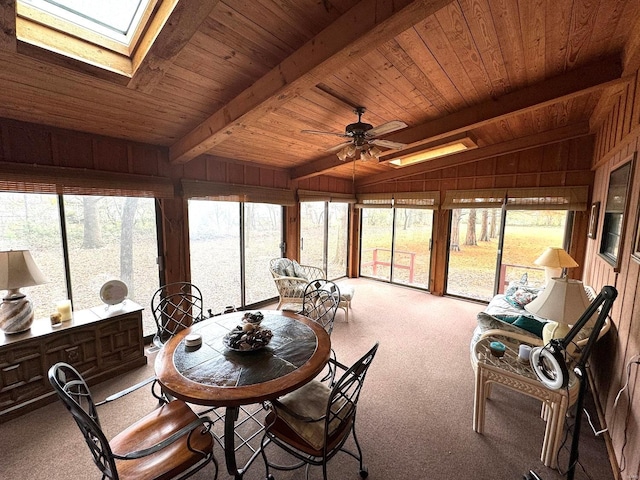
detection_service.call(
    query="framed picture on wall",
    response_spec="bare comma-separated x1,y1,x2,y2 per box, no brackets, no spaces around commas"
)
588,202,600,239
599,154,635,272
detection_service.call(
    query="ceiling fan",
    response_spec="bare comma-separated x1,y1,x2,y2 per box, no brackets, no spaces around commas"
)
302,107,408,161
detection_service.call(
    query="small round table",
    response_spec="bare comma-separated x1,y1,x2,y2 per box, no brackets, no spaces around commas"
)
471,334,579,468
155,310,331,479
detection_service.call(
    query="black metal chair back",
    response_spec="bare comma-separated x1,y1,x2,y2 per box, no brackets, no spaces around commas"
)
151,282,205,347
49,362,218,480
300,279,340,335
261,342,379,480
49,363,119,479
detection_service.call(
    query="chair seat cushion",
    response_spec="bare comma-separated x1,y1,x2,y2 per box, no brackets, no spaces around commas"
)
338,285,354,301
273,380,350,450
111,400,213,480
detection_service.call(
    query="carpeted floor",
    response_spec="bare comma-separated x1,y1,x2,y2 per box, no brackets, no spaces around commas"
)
0,279,615,480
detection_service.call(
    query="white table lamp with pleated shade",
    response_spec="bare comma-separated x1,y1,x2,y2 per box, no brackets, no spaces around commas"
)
0,250,48,334
534,247,579,286
525,277,592,345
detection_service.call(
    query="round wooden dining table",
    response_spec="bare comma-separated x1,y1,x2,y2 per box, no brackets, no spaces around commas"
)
154,309,331,479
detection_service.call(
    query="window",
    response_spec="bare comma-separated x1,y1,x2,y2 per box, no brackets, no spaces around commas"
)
0,192,161,337
188,200,284,312
16,0,168,77
19,0,153,46
599,158,634,271
299,200,349,280
442,186,585,301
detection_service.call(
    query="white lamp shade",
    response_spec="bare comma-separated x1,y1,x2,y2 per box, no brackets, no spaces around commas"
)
0,250,48,291
534,247,579,269
525,277,590,325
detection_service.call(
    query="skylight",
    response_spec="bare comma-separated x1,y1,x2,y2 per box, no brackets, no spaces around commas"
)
20,0,152,46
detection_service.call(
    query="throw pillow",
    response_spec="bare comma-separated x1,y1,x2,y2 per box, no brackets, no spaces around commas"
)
476,312,536,339
494,314,547,338
291,260,308,280
505,288,538,308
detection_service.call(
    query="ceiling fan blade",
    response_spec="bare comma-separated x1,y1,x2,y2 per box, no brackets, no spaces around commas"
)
301,130,349,138
326,141,352,153
366,120,407,137
370,138,407,150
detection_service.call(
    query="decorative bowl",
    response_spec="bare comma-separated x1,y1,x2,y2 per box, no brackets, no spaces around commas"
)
223,324,273,352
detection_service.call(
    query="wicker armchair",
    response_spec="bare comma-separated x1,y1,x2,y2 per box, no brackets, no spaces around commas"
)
269,258,324,311
269,258,355,319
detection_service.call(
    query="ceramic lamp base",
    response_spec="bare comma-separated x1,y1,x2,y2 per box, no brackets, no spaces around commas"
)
0,293,34,334
542,321,571,346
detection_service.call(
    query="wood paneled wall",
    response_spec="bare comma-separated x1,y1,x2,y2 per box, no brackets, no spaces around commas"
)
585,70,640,479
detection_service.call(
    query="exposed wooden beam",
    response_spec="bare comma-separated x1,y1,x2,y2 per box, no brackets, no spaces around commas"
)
128,0,219,94
356,122,591,187
0,0,17,52
290,154,355,182
169,0,454,165
377,56,623,157
292,57,622,180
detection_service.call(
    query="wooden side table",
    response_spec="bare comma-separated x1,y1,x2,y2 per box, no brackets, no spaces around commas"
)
471,334,579,468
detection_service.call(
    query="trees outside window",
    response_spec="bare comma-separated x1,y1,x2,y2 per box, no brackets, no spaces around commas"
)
0,192,160,337
446,208,568,301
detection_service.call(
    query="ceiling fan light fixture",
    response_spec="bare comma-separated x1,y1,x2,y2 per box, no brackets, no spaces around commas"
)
337,146,349,161
369,146,382,158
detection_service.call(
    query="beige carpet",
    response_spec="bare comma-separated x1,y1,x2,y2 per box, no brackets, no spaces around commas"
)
0,279,614,480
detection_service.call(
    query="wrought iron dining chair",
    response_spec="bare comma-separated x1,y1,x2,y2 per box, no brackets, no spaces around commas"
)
300,279,340,335
48,362,219,480
152,282,206,348
260,342,379,480
300,279,340,384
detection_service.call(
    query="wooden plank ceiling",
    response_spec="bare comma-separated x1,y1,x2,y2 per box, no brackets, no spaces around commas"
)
0,0,638,183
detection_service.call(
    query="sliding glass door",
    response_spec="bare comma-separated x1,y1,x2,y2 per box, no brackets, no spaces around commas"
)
188,199,283,313
360,206,433,289
300,201,349,280
445,207,570,301
446,208,502,301
393,208,433,288
244,203,283,305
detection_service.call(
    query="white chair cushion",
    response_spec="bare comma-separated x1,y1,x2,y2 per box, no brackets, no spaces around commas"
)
338,285,354,301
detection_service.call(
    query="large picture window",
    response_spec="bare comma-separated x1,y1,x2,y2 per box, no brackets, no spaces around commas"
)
0,192,161,336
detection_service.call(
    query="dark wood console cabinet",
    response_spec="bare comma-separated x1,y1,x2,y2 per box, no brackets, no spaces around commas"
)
0,301,147,423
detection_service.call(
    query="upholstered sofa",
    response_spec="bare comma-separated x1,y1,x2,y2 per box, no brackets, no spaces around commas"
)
269,258,355,320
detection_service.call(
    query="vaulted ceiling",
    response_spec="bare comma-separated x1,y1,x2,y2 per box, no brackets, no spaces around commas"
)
1,0,639,185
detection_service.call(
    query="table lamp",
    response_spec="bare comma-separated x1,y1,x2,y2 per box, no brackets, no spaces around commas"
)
525,277,591,345
534,247,578,285
0,250,48,334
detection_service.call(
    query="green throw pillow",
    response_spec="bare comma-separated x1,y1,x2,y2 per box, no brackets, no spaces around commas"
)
495,314,547,338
